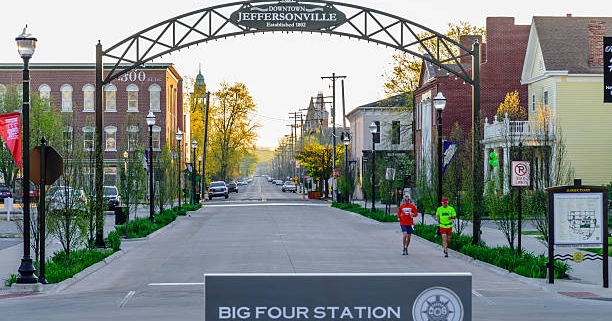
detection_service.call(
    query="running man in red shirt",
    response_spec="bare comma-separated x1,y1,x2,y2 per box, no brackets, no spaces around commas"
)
397,194,418,255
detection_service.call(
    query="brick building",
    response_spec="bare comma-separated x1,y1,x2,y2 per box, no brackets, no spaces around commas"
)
0,63,185,185
413,17,530,185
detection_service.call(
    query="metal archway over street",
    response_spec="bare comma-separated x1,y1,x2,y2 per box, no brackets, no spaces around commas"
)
93,0,484,247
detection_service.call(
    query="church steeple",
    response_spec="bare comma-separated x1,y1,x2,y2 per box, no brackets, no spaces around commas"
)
195,63,206,88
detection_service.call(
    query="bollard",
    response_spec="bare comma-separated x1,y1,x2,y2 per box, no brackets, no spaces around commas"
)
5,197,13,221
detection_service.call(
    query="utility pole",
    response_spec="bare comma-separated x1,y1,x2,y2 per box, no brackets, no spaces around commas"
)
321,73,346,201
289,111,302,185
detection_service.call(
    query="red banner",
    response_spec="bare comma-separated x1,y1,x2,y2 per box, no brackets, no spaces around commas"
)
0,112,22,170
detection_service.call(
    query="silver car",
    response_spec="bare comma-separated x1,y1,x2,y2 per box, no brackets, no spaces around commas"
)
49,188,88,211
208,181,229,200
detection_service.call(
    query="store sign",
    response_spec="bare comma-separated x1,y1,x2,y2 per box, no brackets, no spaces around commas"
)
605,37,612,103
230,0,347,31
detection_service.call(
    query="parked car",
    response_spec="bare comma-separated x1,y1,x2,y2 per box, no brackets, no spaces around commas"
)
103,185,121,210
281,181,297,193
13,178,40,200
49,188,88,211
208,181,229,200
226,181,238,193
0,185,12,202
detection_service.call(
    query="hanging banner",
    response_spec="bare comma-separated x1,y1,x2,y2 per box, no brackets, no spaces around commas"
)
442,140,458,173
0,112,23,170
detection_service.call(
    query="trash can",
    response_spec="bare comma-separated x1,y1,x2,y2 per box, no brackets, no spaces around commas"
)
114,206,128,225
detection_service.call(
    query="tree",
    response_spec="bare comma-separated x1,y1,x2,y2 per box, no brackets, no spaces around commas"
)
117,113,148,224
496,90,527,121
156,144,176,211
205,82,259,181
295,143,332,194
382,21,486,96
47,113,91,265
442,123,473,235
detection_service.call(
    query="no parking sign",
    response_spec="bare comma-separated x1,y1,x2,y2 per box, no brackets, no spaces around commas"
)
511,161,530,187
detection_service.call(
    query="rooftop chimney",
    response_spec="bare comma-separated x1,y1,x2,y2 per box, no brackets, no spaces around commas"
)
588,21,606,67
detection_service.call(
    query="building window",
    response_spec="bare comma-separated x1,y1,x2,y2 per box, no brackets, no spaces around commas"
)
83,126,94,151
38,84,51,106
63,126,73,151
127,84,139,112
149,84,161,111
105,126,117,151
83,84,94,112
61,84,73,112
127,125,139,151
152,125,161,150
532,93,536,112
105,84,117,112
543,90,549,107
391,121,400,145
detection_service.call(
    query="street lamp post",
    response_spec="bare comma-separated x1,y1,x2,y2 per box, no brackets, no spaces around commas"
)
191,140,198,204
198,156,202,200
15,26,38,285
175,130,183,210
123,150,129,236
434,92,447,205
369,122,378,212
343,135,350,203
146,111,156,222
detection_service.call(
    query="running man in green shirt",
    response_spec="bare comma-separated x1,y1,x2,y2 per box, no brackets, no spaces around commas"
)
435,197,456,257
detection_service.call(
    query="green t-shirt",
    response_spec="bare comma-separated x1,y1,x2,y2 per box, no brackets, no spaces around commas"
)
436,205,456,228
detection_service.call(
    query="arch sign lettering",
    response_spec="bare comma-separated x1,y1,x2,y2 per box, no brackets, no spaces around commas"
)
230,0,347,30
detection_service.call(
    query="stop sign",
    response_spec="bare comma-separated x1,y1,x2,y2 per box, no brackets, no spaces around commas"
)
29,146,63,185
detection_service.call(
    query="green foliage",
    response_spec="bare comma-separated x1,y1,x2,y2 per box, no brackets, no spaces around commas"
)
416,170,437,214
205,82,260,180
106,230,122,252
44,248,114,284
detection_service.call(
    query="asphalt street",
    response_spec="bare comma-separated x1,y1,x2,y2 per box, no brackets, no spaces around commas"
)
0,178,610,320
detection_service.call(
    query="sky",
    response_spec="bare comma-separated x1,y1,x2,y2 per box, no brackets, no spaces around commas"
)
0,0,607,148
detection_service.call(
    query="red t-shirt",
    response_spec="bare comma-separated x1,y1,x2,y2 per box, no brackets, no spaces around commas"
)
397,203,418,226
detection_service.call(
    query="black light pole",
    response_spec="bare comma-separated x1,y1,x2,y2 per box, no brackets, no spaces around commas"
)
146,111,156,222
175,130,183,210
15,26,38,285
343,135,350,203
434,92,447,205
369,122,377,212
191,139,198,204
198,156,202,200
123,150,130,236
